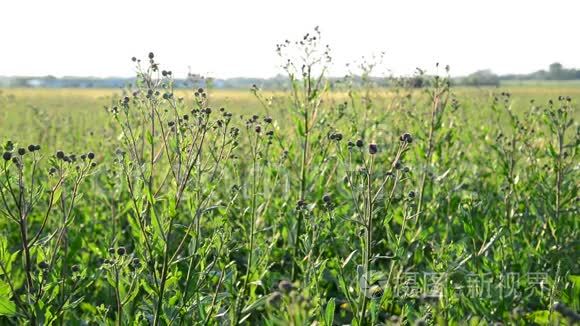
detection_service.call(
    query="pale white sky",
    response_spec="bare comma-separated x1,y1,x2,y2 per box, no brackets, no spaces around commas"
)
1,0,578,78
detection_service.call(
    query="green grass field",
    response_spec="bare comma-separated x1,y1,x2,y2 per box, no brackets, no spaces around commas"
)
0,68,578,325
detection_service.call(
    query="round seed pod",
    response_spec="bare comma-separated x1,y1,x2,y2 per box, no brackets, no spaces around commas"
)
400,132,413,144
267,291,283,305
278,280,293,293
369,144,378,155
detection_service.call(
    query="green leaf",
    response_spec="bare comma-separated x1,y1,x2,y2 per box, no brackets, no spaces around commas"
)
527,310,549,323
292,116,305,137
146,130,154,145
547,143,558,158
0,297,16,316
0,280,11,296
324,298,335,326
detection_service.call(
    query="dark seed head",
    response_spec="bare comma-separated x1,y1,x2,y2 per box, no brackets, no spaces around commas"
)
255,125,262,133
87,152,95,160
264,116,273,123
56,151,65,159
28,144,36,152
71,265,81,273
408,191,416,199
148,52,154,60
16,148,25,155
2,152,11,161
356,139,364,148
267,291,283,305
296,199,306,209
38,261,49,270
401,133,413,144
278,280,293,293
117,247,126,256
108,247,115,255
34,145,41,151
369,144,378,155
322,194,331,203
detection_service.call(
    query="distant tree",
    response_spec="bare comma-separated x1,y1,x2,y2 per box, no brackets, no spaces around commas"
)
463,69,500,86
549,62,563,79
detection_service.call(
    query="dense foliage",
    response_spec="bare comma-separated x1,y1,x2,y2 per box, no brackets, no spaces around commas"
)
0,30,578,325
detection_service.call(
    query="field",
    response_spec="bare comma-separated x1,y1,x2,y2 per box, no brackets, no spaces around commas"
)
0,56,579,324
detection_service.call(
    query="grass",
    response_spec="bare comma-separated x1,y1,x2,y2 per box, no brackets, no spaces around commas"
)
501,80,580,87
0,34,578,325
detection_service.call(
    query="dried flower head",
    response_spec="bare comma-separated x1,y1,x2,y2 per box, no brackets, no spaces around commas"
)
400,133,413,143
278,280,293,293
369,143,378,155
117,247,126,256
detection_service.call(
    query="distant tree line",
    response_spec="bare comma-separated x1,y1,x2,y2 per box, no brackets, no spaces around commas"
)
454,62,580,87
0,63,578,89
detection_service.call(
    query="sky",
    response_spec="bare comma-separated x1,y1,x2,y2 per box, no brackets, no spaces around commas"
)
1,0,578,79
